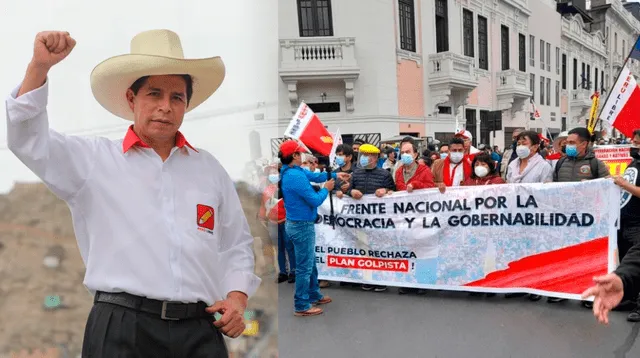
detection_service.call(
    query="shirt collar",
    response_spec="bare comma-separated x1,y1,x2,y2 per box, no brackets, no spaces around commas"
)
122,125,198,153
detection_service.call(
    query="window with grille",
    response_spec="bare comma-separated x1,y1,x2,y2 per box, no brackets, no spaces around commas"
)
529,35,535,67
546,78,551,106
501,25,509,71
478,16,488,70
540,40,545,70
435,0,449,52
555,80,560,107
519,34,526,71
530,74,535,100
562,54,567,90
556,47,560,74
463,9,474,57
399,0,416,52
546,43,551,72
297,0,334,37
540,76,545,105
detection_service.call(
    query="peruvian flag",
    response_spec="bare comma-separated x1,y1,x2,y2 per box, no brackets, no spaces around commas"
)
600,36,640,137
284,103,334,156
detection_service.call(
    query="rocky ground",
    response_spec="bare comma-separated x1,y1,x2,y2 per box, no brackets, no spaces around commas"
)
0,182,277,358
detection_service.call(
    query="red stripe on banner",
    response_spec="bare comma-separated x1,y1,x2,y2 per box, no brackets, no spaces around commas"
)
613,85,640,138
464,237,608,294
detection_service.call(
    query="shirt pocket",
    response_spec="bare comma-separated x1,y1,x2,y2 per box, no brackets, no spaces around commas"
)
183,189,221,242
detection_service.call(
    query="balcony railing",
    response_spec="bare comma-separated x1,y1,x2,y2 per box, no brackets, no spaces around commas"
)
279,37,359,80
428,52,478,89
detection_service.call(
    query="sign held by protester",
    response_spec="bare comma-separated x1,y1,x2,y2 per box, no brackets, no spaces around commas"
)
314,180,620,300
593,145,632,176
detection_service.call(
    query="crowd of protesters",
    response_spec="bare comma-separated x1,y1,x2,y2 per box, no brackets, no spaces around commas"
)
258,127,640,320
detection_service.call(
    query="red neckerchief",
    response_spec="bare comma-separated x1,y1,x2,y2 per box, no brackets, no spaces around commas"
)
443,155,471,186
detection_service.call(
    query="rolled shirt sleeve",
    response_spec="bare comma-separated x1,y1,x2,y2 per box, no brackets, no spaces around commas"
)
217,166,261,298
6,80,97,201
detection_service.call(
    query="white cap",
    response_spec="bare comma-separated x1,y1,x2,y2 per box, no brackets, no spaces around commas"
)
558,131,569,138
455,130,473,140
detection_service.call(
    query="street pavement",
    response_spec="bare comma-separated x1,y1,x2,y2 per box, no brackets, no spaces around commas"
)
278,283,640,358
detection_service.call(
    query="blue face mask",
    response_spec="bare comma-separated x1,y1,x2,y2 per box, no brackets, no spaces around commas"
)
359,156,370,167
301,166,311,172
440,153,448,159
565,144,578,157
268,174,279,184
335,156,346,167
400,153,414,165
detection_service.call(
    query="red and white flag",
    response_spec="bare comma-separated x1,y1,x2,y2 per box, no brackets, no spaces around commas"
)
284,103,334,156
600,66,640,138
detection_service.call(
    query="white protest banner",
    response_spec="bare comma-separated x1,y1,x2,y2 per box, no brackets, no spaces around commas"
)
314,179,620,300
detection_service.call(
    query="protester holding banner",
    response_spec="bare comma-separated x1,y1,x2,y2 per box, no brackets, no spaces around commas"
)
432,137,472,193
395,137,435,193
506,130,553,185
334,144,355,199
462,153,505,186
278,140,350,317
501,128,525,180
612,129,640,321
346,143,395,292
548,127,609,306
552,127,610,183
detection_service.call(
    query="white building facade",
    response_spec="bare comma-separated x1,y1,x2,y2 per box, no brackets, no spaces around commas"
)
262,0,640,157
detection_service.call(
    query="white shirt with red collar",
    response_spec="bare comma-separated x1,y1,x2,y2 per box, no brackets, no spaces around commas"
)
5,80,260,305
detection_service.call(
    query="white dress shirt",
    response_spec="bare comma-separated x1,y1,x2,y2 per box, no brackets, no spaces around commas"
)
449,162,464,186
5,80,261,305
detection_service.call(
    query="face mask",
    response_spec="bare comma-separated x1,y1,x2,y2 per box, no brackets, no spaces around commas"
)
382,154,388,159
561,145,566,154
301,166,310,171
511,140,518,149
268,174,279,184
516,145,531,159
450,152,464,164
314,168,321,173
359,156,370,167
474,166,489,178
565,144,578,157
631,146,640,159
335,156,346,167
440,153,448,160
400,153,414,165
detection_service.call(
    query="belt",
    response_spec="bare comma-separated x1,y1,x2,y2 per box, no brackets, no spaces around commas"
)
94,291,211,321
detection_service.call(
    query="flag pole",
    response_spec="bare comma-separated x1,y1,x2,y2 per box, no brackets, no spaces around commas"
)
595,34,640,131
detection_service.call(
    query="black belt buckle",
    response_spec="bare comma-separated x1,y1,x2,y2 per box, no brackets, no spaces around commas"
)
161,301,180,321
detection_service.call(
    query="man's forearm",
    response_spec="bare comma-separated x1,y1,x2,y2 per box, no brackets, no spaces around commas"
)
18,62,49,97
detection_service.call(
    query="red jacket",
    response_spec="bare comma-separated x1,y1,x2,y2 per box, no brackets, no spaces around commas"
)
462,175,505,186
259,184,285,223
395,164,436,191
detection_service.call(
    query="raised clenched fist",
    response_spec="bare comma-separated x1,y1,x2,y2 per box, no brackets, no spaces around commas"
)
32,31,76,69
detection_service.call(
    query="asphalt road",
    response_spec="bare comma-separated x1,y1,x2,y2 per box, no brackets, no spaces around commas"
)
278,283,640,358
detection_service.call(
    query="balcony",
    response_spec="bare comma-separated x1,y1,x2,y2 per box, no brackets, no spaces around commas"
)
496,69,532,112
612,53,623,69
570,88,594,121
427,52,479,114
279,37,360,112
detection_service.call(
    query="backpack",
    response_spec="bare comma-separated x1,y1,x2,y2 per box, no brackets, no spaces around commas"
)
553,156,600,182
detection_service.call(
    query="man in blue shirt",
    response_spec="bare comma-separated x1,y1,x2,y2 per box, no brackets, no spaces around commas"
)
278,140,350,317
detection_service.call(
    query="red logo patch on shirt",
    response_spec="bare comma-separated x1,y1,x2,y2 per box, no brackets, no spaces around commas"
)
197,204,215,234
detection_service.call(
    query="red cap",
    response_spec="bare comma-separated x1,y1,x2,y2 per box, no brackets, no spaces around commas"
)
279,140,305,157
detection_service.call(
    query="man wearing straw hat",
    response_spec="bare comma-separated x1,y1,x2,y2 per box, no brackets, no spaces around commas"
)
6,30,259,357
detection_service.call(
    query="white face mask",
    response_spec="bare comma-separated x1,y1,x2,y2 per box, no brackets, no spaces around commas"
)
516,145,531,159
474,166,489,178
449,152,464,164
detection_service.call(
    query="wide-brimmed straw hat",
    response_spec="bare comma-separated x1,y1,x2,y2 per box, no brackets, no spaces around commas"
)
90,29,225,121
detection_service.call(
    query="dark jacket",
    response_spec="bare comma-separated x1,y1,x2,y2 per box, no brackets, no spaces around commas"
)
553,150,610,182
616,242,640,301
348,167,395,196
